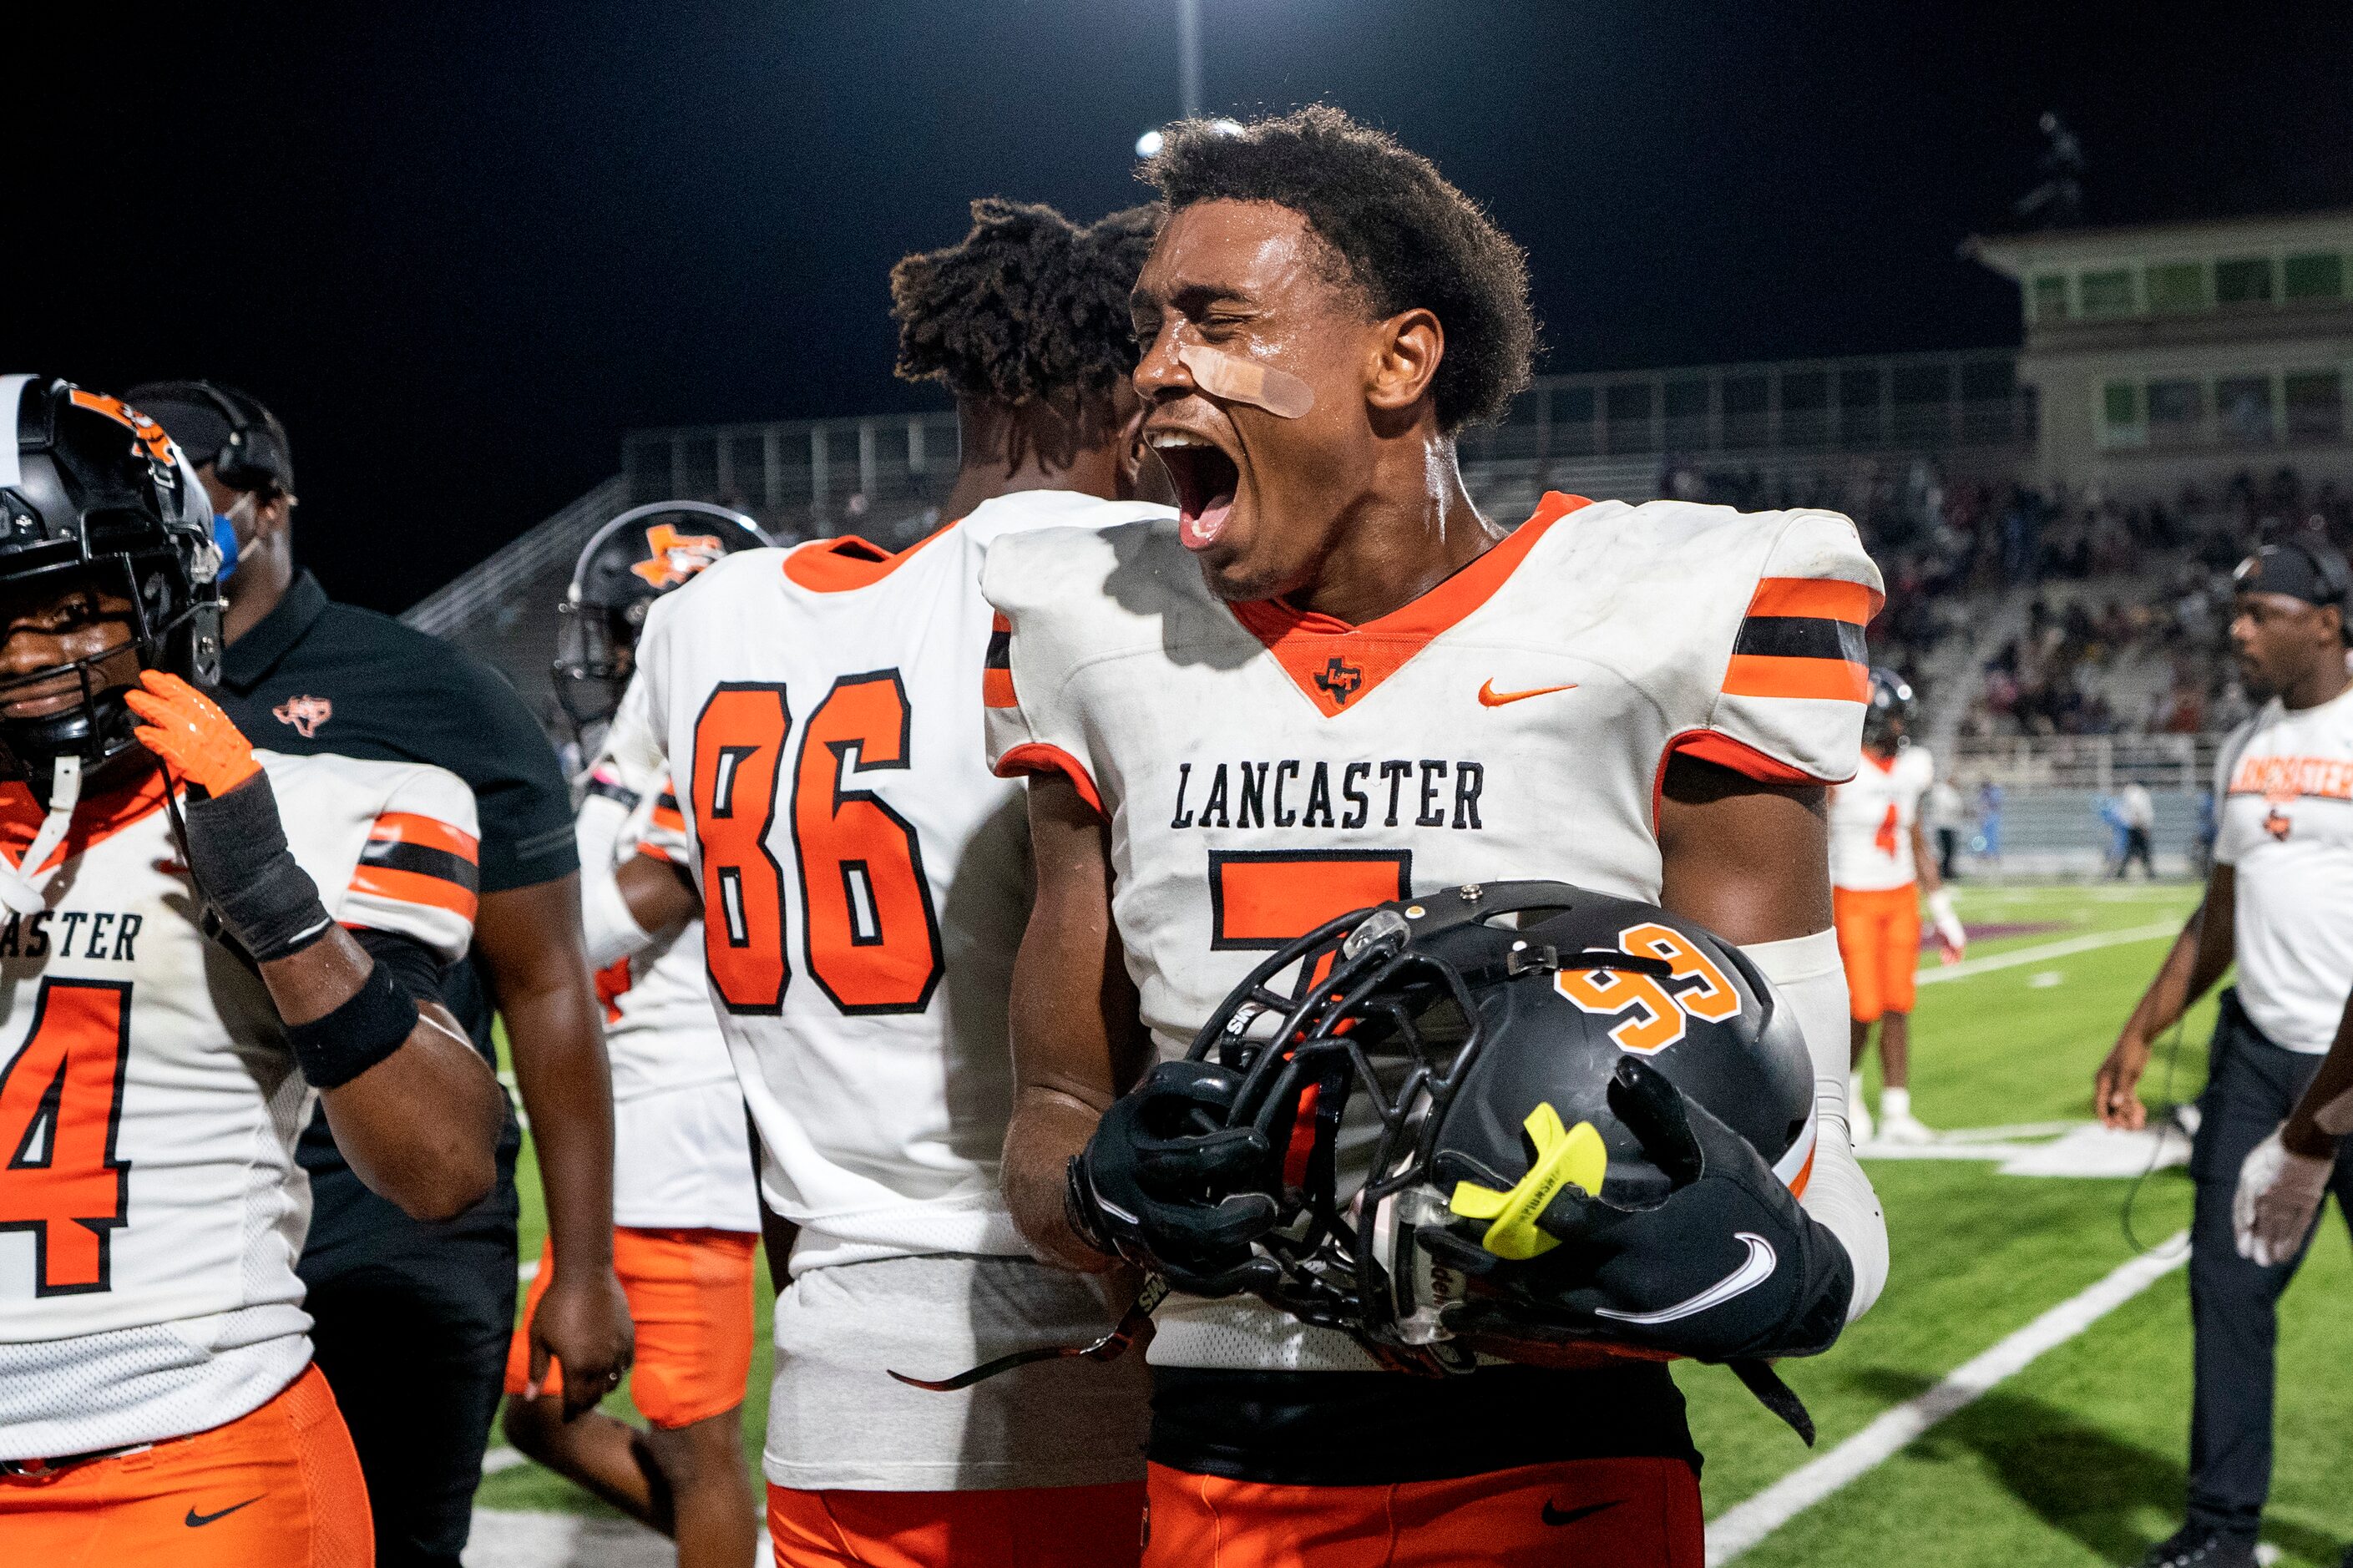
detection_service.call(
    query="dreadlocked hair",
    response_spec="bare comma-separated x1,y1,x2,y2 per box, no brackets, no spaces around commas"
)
891,198,1161,409
1141,105,1536,432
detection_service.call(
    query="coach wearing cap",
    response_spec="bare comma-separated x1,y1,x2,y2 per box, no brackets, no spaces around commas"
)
2096,539,2353,1568
129,382,632,1568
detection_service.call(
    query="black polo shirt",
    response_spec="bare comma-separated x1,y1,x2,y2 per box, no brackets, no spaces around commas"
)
216,569,577,899
216,569,575,1259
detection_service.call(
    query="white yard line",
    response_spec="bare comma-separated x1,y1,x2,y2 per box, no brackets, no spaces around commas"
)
1704,1233,2190,1565
1916,921,2179,985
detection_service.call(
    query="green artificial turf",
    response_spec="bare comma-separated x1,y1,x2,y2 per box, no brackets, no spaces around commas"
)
479,880,2353,1563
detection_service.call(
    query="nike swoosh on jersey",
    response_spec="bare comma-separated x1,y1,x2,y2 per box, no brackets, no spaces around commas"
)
1477,679,1577,706
186,1496,264,1528
1541,1499,1621,1527
1593,1232,1778,1325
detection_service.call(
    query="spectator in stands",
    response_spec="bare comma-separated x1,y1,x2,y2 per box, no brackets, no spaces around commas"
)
130,382,632,1568
1975,779,2004,865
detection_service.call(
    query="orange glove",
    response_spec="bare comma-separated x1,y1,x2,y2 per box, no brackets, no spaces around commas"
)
126,670,261,796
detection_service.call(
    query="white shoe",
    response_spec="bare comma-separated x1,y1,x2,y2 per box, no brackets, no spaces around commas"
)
1849,1098,1875,1146
1881,1111,1936,1145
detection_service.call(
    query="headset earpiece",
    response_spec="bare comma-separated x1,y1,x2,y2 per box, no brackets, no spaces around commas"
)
189,382,286,496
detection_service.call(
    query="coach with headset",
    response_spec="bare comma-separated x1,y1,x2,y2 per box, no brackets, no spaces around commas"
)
2097,537,2353,1568
128,382,633,1568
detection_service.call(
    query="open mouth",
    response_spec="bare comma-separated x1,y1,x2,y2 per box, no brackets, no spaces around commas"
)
1149,430,1241,552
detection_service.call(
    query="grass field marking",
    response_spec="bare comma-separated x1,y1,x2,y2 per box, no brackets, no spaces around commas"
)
1703,1231,2191,1566
1917,921,2180,986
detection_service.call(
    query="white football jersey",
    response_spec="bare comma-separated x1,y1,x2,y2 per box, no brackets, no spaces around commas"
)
0,751,478,1459
2214,685,2353,1052
1828,746,1936,892
632,490,1173,1273
984,493,1881,1372
577,734,758,1232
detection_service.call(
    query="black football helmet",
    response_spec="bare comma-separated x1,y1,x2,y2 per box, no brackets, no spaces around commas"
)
1074,882,1820,1374
1861,667,1913,750
553,501,771,732
0,376,222,784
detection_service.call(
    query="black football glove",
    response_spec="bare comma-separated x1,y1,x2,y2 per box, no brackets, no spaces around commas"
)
1515,1057,1854,1363
1070,1060,1286,1297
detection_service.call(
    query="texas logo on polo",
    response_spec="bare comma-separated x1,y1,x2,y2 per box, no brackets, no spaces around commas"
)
272,695,333,737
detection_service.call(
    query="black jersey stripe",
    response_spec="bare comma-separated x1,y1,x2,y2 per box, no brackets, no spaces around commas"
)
1733,615,1869,665
359,839,482,892
985,626,1011,670
585,776,639,807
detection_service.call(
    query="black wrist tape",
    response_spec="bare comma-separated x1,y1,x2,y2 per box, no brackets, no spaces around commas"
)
184,772,334,962
288,961,420,1089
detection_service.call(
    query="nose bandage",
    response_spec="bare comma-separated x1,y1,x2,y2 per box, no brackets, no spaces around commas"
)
1177,344,1315,418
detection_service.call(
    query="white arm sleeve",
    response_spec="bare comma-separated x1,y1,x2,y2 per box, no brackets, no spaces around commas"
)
576,792,655,970
1743,928,1889,1320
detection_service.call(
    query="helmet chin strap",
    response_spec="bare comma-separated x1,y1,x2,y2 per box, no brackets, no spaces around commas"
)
0,754,82,915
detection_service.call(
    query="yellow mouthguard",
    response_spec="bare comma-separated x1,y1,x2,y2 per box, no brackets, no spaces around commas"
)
1447,1103,1608,1261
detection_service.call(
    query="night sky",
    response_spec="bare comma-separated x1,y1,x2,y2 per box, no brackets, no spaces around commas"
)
20,2,2351,613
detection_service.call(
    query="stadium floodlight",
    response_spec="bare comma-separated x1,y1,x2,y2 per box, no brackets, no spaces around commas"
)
1136,128,1166,159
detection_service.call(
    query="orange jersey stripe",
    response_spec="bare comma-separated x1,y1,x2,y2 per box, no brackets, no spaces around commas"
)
982,666,1017,710
1722,652,1870,703
350,863,479,921
1744,575,1880,625
368,812,480,863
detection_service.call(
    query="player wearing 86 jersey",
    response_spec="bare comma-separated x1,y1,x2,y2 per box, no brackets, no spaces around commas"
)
0,377,502,1565
618,201,1171,1567
1828,670,1965,1146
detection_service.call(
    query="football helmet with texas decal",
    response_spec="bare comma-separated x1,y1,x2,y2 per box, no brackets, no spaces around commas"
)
553,500,771,732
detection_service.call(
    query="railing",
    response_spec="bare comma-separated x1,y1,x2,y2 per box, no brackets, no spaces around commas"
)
620,348,2031,535
403,475,629,638
1946,732,2224,795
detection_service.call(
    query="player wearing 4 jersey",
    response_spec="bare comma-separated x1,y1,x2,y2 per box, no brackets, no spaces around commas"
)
1827,669,1966,1146
610,200,1171,1566
498,503,773,1568
985,111,1890,1565
0,377,503,1565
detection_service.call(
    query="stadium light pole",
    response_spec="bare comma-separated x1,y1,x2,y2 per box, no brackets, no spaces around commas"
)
1177,0,1202,118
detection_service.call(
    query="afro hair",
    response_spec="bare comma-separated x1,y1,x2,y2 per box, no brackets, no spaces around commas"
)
1141,106,1536,432
890,198,1161,408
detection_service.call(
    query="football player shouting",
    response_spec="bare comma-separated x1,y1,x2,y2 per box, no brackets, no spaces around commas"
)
612,200,1171,1567
0,376,501,1565
985,110,1890,1565
499,502,773,1568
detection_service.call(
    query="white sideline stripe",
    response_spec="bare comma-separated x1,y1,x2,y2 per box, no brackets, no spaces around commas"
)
1916,922,2178,985
517,1258,539,1280
481,1444,528,1474
1704,1232,2189,1565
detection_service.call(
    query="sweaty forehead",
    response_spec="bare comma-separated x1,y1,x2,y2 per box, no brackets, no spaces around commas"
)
1137,199,1363,311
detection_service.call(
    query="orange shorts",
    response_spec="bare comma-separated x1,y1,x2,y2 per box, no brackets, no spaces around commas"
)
767,1479,1146,1567
0,1362,372,1567
503,1226,757,1429
1143,1456,1700,1567
1834,883,1921,1023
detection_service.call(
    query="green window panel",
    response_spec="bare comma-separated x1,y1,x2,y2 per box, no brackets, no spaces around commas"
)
2147,261,2208,313
2030,273,2071,321
2147,379,2204,444
2285,372,2345,442
2102,381,2142,426
2284,252,2346,301
2214,256,2275,305
2079,268,2138,317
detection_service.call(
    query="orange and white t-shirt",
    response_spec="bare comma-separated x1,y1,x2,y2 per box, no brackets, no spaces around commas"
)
1829,746,1936,893
2216,685,2353,1052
